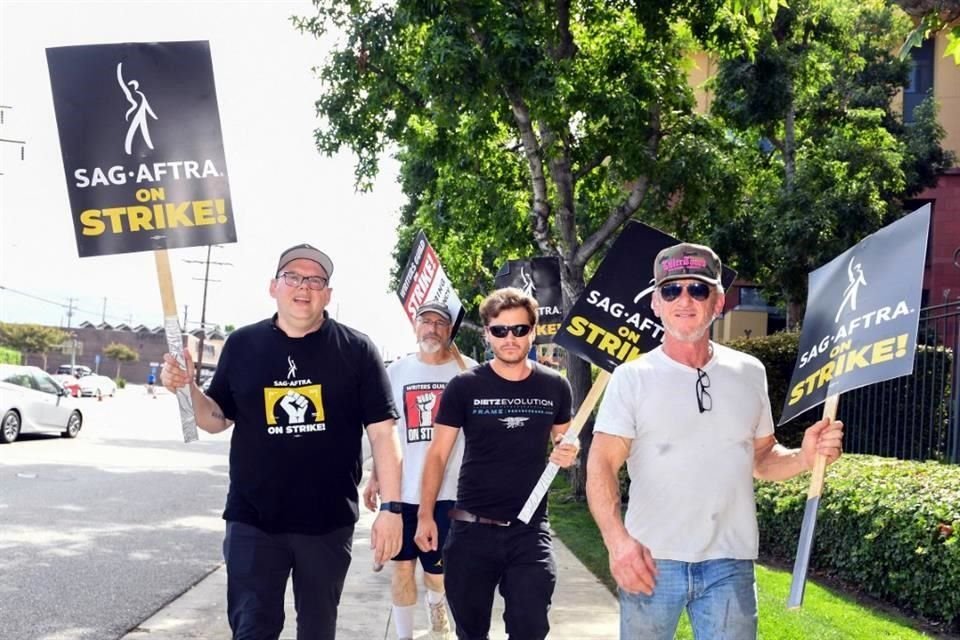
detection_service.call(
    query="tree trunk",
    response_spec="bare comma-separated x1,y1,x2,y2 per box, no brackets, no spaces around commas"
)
116,361,121,378
559,263,595,499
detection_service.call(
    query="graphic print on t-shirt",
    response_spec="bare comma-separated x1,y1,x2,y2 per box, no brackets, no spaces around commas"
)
403,382,446,442
262,382,326,436
472,396,556,431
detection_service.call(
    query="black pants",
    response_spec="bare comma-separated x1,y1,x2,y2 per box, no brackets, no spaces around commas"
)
442,519,557,640
223,520,353,640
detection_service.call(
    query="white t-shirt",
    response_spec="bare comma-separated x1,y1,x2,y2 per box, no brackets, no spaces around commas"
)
387,353,478,504
594,343,775,562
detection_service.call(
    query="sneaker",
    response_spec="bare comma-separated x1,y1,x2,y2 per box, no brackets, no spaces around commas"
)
427,597,452,639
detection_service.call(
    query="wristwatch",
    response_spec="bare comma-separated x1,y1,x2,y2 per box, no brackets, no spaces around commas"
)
379,501,403,514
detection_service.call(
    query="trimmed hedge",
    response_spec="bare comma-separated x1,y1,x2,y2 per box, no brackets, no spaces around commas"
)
755,455,960,629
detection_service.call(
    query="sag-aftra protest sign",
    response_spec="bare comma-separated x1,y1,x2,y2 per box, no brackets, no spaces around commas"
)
554,221,736,373
396,231,466,339
46,40,236,442
494,257,563,344
779,205,931,425
47,41,236,257
782,204,930,610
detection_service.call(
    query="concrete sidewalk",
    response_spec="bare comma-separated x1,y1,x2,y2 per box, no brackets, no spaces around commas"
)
121,481,619,639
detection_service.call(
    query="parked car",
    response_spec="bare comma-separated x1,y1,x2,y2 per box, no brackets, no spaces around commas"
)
52,374,82,397
78,374,117,398
56,364,92,377
0,364,83,443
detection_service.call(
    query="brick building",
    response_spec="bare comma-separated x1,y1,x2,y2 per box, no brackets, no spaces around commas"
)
28,322,225,383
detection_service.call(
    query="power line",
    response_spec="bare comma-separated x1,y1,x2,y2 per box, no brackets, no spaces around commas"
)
0,284,141,325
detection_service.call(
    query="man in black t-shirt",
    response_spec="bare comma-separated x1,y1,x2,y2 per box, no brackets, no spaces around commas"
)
414,288,578,640
161,243,403,640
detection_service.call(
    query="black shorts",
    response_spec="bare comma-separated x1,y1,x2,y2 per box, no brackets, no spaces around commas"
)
392,500,454,574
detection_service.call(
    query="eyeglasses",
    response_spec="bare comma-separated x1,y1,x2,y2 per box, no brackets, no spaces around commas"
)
488,324,532,338
417,317,450,329
278,271,329,291
660,282,711,302
696,368,712,414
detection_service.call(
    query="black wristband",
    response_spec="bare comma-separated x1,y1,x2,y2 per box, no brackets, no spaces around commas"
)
379,501,402,514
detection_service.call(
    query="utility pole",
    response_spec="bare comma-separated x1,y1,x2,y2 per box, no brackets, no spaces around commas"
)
66,297,77,329
184,246,232,383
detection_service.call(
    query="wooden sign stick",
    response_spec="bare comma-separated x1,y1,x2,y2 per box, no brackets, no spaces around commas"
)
787,393,840,608
154,249,199,443
516,369,612,523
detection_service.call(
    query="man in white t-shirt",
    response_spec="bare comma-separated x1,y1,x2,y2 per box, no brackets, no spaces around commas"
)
364,302,477,640
586,243,845,639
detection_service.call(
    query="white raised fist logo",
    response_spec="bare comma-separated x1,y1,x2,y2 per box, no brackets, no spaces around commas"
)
280,390,309,424
416,393,436,426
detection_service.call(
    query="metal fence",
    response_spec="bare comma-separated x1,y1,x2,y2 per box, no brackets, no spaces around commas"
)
838,301,959,464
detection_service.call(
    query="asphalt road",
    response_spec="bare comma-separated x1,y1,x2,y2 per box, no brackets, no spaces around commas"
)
0,387,231,640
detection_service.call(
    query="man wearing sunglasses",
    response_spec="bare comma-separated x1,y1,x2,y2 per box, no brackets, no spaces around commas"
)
414,288,579,640
363,301,478,640
587,243,844,640
160,243,403,640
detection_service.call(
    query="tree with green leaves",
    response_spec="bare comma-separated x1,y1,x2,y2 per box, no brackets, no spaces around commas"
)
294,0,779,406
709,0,954,322
103,342,139,379
0,323,69,370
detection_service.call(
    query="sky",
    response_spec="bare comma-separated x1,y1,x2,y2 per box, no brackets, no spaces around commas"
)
0,0,418,360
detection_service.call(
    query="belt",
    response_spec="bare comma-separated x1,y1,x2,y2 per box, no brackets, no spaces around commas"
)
448,508,511,527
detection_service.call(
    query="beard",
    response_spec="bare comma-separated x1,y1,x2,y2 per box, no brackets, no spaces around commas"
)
663,317,713,343
418,337,443,354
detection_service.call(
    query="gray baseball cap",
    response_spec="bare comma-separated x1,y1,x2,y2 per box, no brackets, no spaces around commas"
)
415,302,452,323
276,243,334,278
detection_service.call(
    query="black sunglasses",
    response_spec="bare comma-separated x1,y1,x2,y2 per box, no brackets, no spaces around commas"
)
488,324,532,338
660,282,712,302
696,368,712,414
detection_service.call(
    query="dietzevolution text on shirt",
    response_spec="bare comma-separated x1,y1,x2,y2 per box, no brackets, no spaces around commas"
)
472,398,556,407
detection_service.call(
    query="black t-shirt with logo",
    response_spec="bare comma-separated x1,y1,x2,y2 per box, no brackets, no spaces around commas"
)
434,362,573,523
207,313,397,535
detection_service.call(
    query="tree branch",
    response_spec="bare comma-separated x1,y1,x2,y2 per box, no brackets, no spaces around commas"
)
552,0,578,60
506,93,554,254
573,150,608,181
540,121,577,260
574,107,661,266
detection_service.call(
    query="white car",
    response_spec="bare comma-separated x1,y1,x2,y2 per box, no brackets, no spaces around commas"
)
0,364,83,443
78,374,118,398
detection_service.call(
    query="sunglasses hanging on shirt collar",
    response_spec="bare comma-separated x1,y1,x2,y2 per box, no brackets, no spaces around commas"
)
696,368,712,414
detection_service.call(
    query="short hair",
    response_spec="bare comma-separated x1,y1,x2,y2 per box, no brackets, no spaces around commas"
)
479,287,538,326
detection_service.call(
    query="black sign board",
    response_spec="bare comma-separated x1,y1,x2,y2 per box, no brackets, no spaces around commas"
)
779,205,931,424
47,41,236,257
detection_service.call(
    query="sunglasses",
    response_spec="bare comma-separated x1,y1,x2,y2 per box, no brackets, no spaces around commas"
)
660,282,712,302
696,367,712,414
488,324,533,338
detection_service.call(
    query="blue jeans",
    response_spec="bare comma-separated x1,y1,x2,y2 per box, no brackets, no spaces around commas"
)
619,558,757,640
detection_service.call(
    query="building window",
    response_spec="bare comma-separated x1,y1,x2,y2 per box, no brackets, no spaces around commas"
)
904,39,934,123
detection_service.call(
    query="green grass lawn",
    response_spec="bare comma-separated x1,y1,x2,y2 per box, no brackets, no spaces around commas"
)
548,475,944,640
